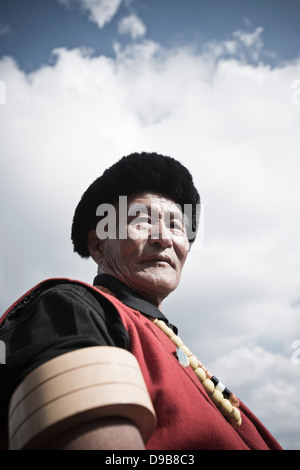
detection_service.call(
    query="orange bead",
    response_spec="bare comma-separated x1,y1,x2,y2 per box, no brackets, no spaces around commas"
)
229,392,240,407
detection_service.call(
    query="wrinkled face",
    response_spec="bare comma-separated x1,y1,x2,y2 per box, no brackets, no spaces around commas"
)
96,192,190,307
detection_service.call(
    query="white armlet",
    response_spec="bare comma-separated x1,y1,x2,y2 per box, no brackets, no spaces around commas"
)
8,346,156,449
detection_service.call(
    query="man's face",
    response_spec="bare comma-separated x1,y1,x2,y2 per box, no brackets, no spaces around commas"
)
97,192,190,307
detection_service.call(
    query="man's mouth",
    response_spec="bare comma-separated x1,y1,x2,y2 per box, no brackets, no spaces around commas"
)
142,255,173,267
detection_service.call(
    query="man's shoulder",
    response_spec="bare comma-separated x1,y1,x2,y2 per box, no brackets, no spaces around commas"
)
0,278,103,327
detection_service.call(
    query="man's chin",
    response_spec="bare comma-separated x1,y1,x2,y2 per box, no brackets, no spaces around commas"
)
133,270,178,295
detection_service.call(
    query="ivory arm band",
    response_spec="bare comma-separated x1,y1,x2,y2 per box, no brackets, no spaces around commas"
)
8,346,156,450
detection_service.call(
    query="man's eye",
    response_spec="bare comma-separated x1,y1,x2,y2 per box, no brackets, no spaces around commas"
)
130,216,151,228
170,220,185,232
137,216,150,223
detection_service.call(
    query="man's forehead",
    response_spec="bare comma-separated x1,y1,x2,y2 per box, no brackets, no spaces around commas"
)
127,192,183,213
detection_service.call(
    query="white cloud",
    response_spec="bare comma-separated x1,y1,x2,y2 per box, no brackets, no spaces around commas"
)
204,26,267,63
233,26,264,61
1,28,300,449
118,13,146,39
0,79,5,104
233,26,264,48
209,346,300,449
59,0,123,28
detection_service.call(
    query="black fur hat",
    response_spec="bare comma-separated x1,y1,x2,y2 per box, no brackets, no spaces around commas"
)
71,152,200,258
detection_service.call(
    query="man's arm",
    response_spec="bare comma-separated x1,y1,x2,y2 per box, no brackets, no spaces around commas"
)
8,347,156,450
44,418,145,450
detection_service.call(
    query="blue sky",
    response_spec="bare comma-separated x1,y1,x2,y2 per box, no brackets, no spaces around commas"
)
1,0,300,71
0,0,300,450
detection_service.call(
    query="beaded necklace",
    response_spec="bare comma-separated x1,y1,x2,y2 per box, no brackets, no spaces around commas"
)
95,285,242,428
150,318,242,428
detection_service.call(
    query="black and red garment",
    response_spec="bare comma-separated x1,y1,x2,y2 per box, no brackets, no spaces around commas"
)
0,274,283,450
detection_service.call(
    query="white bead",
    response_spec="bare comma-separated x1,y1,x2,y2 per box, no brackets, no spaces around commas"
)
180,345,192,357
194,367,206,382
215,381,225,393
156,321,175,338
219,398,233,417
171,335,183,347
210,389,223,408
188,356,199,370
229,406,241,425
202,378,214,394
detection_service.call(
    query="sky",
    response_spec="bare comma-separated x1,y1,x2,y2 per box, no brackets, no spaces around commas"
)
0,0,300,450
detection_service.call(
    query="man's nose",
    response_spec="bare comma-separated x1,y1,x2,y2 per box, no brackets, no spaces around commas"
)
149,220,173,247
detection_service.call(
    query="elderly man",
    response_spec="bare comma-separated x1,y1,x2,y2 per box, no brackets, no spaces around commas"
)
0,152,282,450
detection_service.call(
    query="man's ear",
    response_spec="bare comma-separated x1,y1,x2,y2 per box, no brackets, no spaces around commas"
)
87,230,103,265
